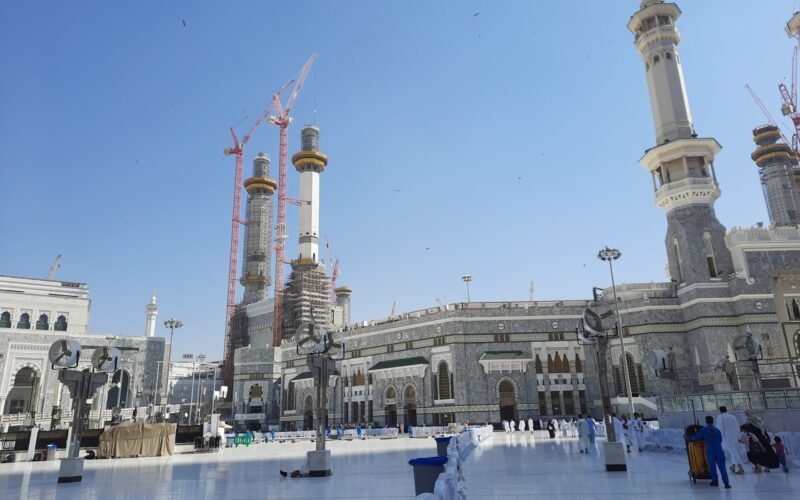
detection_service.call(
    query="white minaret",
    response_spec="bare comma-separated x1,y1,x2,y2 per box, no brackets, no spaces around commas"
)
292,125,327,266
145,290,158,337
629,1,732,285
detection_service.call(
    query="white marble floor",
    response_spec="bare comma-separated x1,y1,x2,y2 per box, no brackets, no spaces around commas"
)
0,434,798,499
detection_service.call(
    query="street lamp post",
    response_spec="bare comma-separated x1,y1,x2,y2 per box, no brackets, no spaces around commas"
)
195,354,206,424
163,318,183,416
461,275,473,303
597,247,635,416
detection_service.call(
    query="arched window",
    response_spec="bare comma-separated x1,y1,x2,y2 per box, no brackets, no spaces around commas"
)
106,370,131,409
16,313,30,329
3,367,39,414
287,382,296,411
547,354,555,372
386,386,396,400
404,385,416,403
437,362,453,400
498,379,515,400
54,315,68,331
615,353,645,396
534,355,543,374
0,311,10,328
560,353,570,373
575,354,582,373
36,314,49,330
353,370,365,386
304,395,314,412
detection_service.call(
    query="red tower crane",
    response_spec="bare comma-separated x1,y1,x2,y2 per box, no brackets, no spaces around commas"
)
221,97,286,386
779,47,800,154
269,53,317,347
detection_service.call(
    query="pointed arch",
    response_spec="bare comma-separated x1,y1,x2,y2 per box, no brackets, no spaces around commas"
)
547,353,555,372
36,314,49,330
534,354,543,374
54,315,68,332
16,312,30,329
575,353,583,373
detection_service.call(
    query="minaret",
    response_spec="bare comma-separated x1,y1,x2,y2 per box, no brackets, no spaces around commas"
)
145,290,158,337
284,126,330,334
334,286,352,326
241,153,276,304
751,125,800,227
293,126,327,267
629,1,732,285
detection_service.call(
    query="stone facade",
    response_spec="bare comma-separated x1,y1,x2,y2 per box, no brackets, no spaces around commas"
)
0,275,167,420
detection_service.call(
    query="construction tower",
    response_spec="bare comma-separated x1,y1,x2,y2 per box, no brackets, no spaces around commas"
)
751,125,800,226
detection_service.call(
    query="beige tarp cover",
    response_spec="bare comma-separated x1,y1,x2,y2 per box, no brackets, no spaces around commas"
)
96,422,176,458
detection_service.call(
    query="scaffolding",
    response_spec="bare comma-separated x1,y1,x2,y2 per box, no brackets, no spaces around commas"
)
282,264,331,339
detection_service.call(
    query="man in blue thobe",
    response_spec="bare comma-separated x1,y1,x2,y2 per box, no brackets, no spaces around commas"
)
690,416,731,489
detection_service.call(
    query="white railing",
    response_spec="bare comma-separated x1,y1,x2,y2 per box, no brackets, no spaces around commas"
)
409,426,449,438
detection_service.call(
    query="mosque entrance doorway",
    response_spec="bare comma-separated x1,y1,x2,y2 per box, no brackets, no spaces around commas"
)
498,380,517,422
303,396,314,431
385,405,398,426
405,403,418,427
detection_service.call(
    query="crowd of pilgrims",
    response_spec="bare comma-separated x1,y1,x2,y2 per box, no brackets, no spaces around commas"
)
501,413,649,454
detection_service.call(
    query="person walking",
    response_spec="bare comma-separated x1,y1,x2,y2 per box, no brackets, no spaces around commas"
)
631,413,645,452
528,417,534,435
717,406,745,475
577,415,590,454
690,416,732,489
586,415,597,444
547,419,556,439
773,436,789,473
613,414,629,453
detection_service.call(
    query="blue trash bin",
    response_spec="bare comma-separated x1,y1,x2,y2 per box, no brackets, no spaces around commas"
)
434,436,452,457
408,456,448,495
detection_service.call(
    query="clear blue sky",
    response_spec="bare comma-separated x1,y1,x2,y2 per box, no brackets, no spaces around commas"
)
1,1,797,360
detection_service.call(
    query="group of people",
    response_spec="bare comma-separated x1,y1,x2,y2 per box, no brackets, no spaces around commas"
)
611,412,647,453
690,406,791,489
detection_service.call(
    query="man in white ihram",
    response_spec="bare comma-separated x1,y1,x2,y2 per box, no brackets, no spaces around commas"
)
717,405,746,474
612,414,629,452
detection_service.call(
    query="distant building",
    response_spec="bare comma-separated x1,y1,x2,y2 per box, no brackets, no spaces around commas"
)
0,275,167,423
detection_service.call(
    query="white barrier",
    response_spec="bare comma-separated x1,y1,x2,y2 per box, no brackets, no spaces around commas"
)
273,430,316,442
410,426,450,438
423,426,493,500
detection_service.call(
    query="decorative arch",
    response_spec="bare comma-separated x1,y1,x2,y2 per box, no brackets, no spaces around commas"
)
35,314,49,330
304,394,314,411
614,352,646,396
106,369,131,409
547,353,555,372
575,354,583,373
16,312,31,329
352,369,365,386
54,315,68,332
0,311,10,328
385,386,397,401
496,377,518,399
402,383,417,404
3,365,41,414
534,354,543,374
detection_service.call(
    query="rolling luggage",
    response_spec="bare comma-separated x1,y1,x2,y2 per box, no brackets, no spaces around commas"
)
685,424,710,484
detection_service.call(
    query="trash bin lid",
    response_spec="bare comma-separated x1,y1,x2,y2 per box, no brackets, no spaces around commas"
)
47,444,57,448
409,456,448,467
434,436,452,443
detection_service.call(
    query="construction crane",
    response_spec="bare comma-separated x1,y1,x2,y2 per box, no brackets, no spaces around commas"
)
221,86,293,386
269,53,317,347
779,47,800,154
47,255,62,280
746,84,793,146
325,236,340,303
